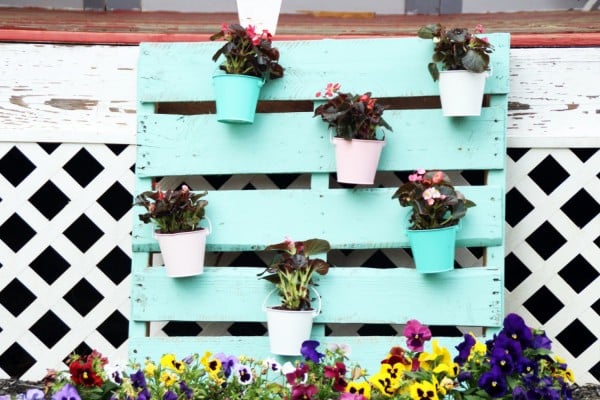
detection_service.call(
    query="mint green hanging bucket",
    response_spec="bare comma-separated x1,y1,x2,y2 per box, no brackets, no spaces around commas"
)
406,224,459,273
213,74,264,124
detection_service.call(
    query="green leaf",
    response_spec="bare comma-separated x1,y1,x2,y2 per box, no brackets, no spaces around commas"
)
417,24,440,39
461,49,489,73
303,239,331,256
428,62,440,81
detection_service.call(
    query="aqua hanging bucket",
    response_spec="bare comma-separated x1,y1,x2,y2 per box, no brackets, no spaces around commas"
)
406,224,459,273
213,74,264,124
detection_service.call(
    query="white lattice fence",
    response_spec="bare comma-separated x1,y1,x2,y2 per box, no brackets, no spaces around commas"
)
0,43,598,385
0,142,135,379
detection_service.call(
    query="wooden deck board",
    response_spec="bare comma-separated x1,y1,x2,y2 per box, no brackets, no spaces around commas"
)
0,8,599,45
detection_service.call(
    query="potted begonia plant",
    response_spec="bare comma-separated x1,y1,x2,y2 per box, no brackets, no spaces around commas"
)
210,22,284,124
257,237,331,355
134,184,210,277
418,23,494,116
392,169,476,273
314,83,393,185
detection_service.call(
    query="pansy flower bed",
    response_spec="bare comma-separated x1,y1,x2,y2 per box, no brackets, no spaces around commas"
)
2,313,575,400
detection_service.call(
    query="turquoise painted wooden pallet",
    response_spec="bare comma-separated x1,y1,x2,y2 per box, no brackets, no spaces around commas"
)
132,34,510,373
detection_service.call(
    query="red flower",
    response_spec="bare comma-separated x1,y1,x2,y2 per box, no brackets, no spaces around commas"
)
69,360,103,387
324,362,348,391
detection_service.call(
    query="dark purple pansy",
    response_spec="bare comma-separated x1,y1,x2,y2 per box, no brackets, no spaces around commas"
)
502,313,533,349
494,333,524,362
478,367,508,398
162,390,177,400
179,381,193,399
130,369,147,389
490,346,515,374
137,388,151,400
454,333,476,365
532,331,552,350
512,386,528,400
517,356,538,378
301,340,325,363
457,371,472,382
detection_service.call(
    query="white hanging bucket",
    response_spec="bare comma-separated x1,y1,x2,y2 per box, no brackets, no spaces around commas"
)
155,218,211,278
438,70,488,117
236,0,282,35
263,287,321,355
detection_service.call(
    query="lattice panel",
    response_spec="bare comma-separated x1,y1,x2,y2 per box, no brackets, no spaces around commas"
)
0,142,135,380
504,147,600,385
0,143,598,384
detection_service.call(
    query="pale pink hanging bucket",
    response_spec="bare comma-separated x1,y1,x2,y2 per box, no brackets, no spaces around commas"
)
332,137,385,185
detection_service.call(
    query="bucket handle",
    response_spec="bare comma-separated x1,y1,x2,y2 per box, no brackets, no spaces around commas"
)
262,286,322,317
201,216,212,235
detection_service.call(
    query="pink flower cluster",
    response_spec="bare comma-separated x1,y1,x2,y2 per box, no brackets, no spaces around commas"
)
220,23,272,45
408,170,447,206
315,82,341,98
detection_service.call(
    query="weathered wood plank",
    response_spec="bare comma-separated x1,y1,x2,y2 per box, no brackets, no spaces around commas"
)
130,267,502,326
0,43,137,144
132,186,504,251
136,107,507,177
507,47,600,147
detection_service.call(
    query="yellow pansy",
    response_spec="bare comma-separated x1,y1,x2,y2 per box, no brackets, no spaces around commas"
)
201,351,222,380
144,360,156,376
160,370,178,387
346,381,371,399
369,370,400,397
470,339,487,358
160,353,185,373
408,380,439,400
418,340,452,372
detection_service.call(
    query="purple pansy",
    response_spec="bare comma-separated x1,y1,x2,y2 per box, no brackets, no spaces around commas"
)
137,388,151,400
532,331,552,350
301,340,324,363
494,333,524,362
501,313,533,349
454,333,476,365
490,346,515,374
20,389,45,400
403,319,432,352
130,369,147,389
179,381,193,399
235,364,254,385
478,367,508,398
162,390,177,400
51,384,81,400
214,353,239,378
